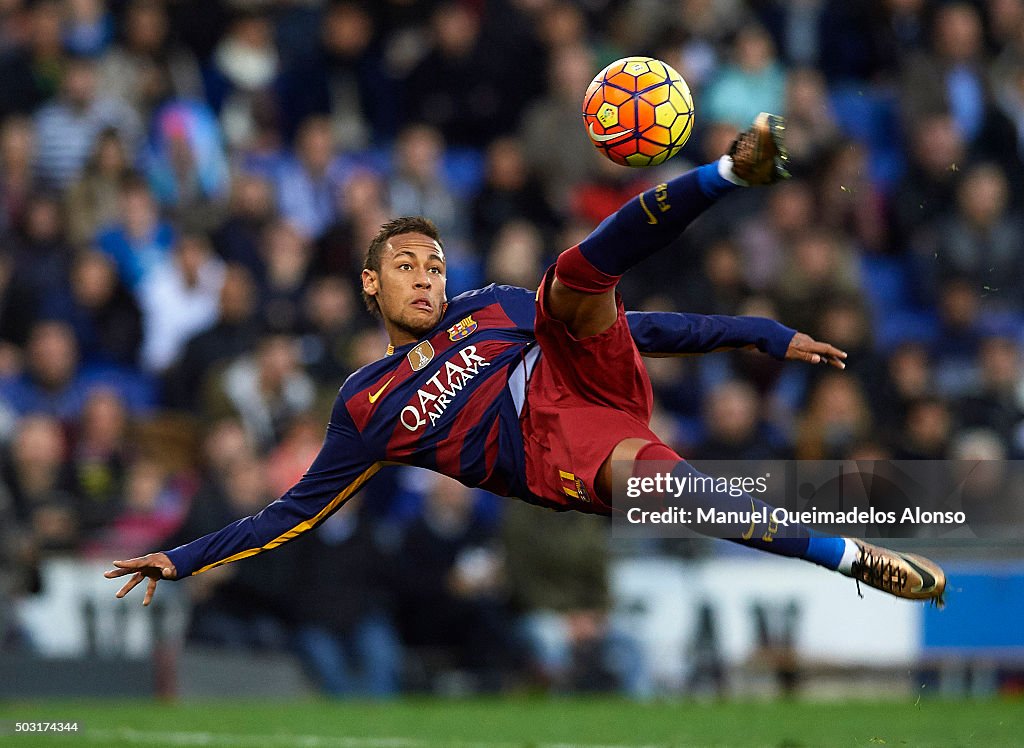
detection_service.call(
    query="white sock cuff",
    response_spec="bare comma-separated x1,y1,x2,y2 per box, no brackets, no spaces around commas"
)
837,538,859,576
717,155,749,187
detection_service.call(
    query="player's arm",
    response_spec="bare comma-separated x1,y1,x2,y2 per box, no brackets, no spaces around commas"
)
105,401,379,605
626,311,847,368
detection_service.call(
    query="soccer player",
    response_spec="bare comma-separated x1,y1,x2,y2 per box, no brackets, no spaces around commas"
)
106,114,946,607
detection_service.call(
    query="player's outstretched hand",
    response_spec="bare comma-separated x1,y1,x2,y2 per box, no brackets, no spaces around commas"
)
785,332,847,370
104,553,177,606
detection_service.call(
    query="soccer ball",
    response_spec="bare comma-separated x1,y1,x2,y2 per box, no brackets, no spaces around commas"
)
582,56,694,168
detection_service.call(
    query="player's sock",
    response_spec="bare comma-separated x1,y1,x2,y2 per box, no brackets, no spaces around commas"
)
631,442,850,572
571,163,739,282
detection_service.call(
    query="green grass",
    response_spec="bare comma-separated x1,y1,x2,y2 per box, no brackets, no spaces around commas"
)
0,698,1020,747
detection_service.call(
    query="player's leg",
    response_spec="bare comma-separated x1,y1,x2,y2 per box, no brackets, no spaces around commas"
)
597,438,947,604
547,113,788,339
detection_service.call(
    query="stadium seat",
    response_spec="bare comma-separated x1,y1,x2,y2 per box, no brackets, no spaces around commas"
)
829,86,906,191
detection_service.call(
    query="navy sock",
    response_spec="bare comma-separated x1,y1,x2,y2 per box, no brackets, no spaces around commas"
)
578,162,737,277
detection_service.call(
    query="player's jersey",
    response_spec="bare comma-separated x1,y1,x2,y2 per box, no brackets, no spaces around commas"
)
341,283,540,502
164,283,796,578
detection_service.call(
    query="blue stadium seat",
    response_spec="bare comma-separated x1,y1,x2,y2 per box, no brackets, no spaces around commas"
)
859,254,941,350
829,86,906,190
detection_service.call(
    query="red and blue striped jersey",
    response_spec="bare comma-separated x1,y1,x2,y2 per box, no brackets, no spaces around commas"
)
164,283,795,578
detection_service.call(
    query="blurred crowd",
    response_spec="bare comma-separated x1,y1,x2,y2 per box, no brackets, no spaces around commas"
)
2,0,1024,695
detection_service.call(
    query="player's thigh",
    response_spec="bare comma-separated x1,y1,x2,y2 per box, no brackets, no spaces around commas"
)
545,276,618,339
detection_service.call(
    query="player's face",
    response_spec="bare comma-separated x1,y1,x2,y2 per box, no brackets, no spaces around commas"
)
363,232,447,345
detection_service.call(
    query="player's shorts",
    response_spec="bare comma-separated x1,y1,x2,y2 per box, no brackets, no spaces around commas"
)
520,267,659,514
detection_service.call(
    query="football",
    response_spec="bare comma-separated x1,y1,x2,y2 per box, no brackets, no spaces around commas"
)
582,56,694,167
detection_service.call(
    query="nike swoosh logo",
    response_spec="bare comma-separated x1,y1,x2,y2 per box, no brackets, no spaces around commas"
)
589,122,633,143
368,376,396,404
903,555,936,592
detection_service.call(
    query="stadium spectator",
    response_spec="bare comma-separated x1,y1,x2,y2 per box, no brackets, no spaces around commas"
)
932,279,985,397
901,3,992,144
9,193,74,311
278,0,398,147
62,0,112,58
891,113,966,254
207,11,281,149
394,475,516,692
170,453,292,651
686,238,753,316
315,169,391,280
736,179,816,291
0,321,94,427
0,117,37,236
212,172,276,278
41,250,143,370
520,43,602,210
97,0,203,118
257,220,313,333
84,456,189,559
0,0,65,117
471,136,559,252
923,162,1024,310
139,233,226,374
145,101,231,230
809,295,883,397
704,24,786,129
202,333,316,451
388,124,468,250
275,116,345,240
956,336,1024,455
896,396,956,459
64,128,132,246
772,229,861,333
691,380,786,460
795,373,874,459
502,501,648,696
297,275,360,388
166,264,262,412
870,0,929,82
33,55,141,190
3,415,78,553
286,497,402,697
780,68,840,171
404,2,512,147
815,141,889,253
69,388,131,538
95,175,175,294
485,221,547,290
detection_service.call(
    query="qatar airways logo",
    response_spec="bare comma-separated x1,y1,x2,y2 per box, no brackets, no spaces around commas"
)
400,345,491,432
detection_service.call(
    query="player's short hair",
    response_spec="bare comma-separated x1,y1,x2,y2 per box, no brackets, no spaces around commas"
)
361,216,442,317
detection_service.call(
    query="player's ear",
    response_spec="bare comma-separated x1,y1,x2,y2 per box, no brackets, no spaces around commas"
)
361,268,378,297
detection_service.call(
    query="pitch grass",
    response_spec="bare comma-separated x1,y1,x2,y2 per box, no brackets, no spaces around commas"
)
1,697,1020,747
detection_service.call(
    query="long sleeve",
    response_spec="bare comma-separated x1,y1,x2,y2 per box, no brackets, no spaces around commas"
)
626,311,796,360
163,401,379,578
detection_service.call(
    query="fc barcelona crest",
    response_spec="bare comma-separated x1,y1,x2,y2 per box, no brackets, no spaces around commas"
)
447,315,478,341
408,341,435,371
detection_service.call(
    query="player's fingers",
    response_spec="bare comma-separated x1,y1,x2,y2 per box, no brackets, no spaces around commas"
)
104,567,131,579
806,340,847,358
826,355,846,370
116,572,145,599
143,577,158,607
